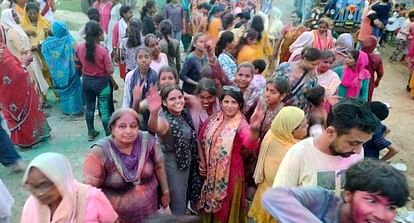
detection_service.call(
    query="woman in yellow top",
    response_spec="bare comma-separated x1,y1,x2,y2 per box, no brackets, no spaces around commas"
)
234,29,259,64
250,15,274,76
207,4,224,42
248,106,308,223
21,2,53,101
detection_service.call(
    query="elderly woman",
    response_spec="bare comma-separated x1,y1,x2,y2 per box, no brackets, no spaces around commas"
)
41,20,83,116
83,108,170,222
147,85,201,215
248,106,308,223
332,33,354,69
198,86,262,223
21,152,118,223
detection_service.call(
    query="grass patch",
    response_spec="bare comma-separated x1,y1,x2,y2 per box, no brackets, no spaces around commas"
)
57,0,82,12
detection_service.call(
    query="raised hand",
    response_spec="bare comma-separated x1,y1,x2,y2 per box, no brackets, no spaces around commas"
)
147,86,162,114
133,83,144,102
250,101,265,130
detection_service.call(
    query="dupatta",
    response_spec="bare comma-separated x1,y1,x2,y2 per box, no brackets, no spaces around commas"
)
341,51,371,98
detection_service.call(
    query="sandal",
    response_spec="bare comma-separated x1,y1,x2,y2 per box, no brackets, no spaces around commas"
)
88,130,100,141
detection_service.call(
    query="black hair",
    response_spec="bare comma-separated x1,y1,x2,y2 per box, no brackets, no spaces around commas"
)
141,0,156,20
369,101,389,121
327,99,380,136
158,66,179,84
220,87,244,109
144,33,158,47
216,30,234,56
409,10,414,19
120,5,132,19
320,50,335,60
350,49,360,61
135,46,151,59
304,86,325,107
251,15,264,41
25,2,39,12
84,20,103,63
195,78,217,96
233,29,258,59
189,33,204,53
292,9,303,21
197,2,211,11
126,17,142,48
160,84,183,110
345,159,409,207
302,47,322,62
159,19,177,58
236,62,255,75
266,77,291,95
252,59,266,74
221,12,235,30
153,14,164,24
87,8,100,22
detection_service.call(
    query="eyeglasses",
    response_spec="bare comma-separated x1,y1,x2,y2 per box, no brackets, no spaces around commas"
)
23,182,55,195
222,85,241,92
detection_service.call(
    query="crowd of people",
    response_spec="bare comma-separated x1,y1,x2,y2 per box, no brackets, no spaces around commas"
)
0,0,412,222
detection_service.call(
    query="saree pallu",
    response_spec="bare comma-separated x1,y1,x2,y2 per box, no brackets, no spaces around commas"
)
279,25,307,63
0,48,50,147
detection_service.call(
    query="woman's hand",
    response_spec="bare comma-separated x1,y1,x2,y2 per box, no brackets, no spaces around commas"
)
160,190,170,208
147,86,162,114
133,83,144,101
250,102,265,130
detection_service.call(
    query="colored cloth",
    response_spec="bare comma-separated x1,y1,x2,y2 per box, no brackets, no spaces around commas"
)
267,7,284,41
252,32,273,60
150,53,169,74
0,179,13,219
0,119,21,167
41,21,83,115
75,42,113,77
92,0,112,33
20,12,50,48
14,4,24,17
22,152,118,223
218,51,237,82
257,102,284,141
273,137,363,196
107,2,121,53
312,29,334,51
288,31,314,62
335,65,369,102
362,36,384,102
120,36,144,72
236,45,258,64
363,124,392,159
279,24,307,63
273,62,318,113
84,133,160,222
159,37,181,73
180,52,208,94
335,33,354,58
39,0,55,23
249,107,305,223
0,47,50,147
122,67,158,108
164,3,185,32
199,111,259,222
357,6,373,42
262,187,342,223
208,17,221,41
335,50,370,100
189,98,220,134
142,15,156,36
0,24,6,44
317,70,341,97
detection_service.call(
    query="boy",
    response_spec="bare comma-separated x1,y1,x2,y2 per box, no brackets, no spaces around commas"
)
263,159,409,223
363,101,399,161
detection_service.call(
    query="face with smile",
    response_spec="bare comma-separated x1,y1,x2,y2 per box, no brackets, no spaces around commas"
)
317,57,334,74
318,22,328,35
111,112,139,145
327,128,373,157
198,90,216,111
234,67,253,90
345,191,397,223
221,95,240,118
25,167,61,205
136,50,151,74
164,89,185,115
158,71,176,89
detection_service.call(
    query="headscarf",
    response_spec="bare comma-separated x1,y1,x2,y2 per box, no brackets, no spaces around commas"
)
341,50,371,98
362,35,377,54
21,153,90,223
288,31,313,62
20,10,50,46
41,21,77,89
0,8,30,46
335,33,354,57
267,7,284,41
253,106,305,185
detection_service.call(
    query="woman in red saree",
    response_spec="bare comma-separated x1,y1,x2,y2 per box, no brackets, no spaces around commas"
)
0,44,50,148
362,36,384,101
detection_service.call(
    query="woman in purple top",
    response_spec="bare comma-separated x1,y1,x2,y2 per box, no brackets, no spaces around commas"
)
164,0,186,41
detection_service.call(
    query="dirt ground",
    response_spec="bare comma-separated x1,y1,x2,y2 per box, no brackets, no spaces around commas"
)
1,9,414,223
